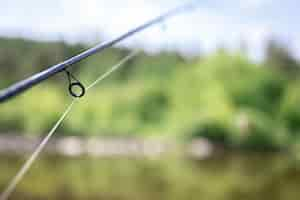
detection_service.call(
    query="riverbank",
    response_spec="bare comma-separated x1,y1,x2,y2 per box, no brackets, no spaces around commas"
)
0,135,214,159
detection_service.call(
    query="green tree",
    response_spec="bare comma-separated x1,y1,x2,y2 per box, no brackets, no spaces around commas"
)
265,39,299,78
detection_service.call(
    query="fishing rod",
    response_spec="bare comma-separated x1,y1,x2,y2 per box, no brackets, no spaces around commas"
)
0,1,198,103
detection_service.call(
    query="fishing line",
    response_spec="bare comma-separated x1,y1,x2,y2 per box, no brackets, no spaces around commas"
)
0,50,140,200
0,0,199,103
0,1,199,198
86,50,140,91
0,100,76,200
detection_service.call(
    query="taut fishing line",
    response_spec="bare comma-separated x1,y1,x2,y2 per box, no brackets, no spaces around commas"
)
0,1,198,103
0,1,199,199
0,100,76,200
0,51,139,200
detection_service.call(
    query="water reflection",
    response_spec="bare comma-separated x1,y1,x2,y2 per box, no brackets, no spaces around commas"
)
0,153,299,200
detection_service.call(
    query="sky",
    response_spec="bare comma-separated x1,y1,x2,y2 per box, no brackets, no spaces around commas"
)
0,0,299,60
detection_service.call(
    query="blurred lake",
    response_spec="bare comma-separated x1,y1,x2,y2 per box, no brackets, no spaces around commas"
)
1,153,300,200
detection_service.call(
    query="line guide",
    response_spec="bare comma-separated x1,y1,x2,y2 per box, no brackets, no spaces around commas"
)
0,1,198,103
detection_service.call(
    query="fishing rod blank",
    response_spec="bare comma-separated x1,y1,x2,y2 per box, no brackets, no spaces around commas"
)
0,1,197,103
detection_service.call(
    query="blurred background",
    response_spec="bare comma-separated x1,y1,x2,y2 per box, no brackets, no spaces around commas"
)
1,0,300,199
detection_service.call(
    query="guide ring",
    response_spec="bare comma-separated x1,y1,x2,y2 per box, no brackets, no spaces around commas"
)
64,68,86,98
69,82,85,98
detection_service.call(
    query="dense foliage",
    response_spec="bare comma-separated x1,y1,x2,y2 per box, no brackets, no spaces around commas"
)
0,37,300,151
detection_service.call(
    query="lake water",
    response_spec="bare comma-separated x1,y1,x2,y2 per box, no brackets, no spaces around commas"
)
0,153,300,200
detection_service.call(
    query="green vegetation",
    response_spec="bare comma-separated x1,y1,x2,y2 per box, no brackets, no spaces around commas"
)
0,37,300,151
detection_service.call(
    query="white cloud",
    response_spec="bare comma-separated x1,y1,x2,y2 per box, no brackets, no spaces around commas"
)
239,0,271,9
0,0,298,60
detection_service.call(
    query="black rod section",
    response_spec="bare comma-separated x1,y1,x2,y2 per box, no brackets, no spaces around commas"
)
0,2,197,103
